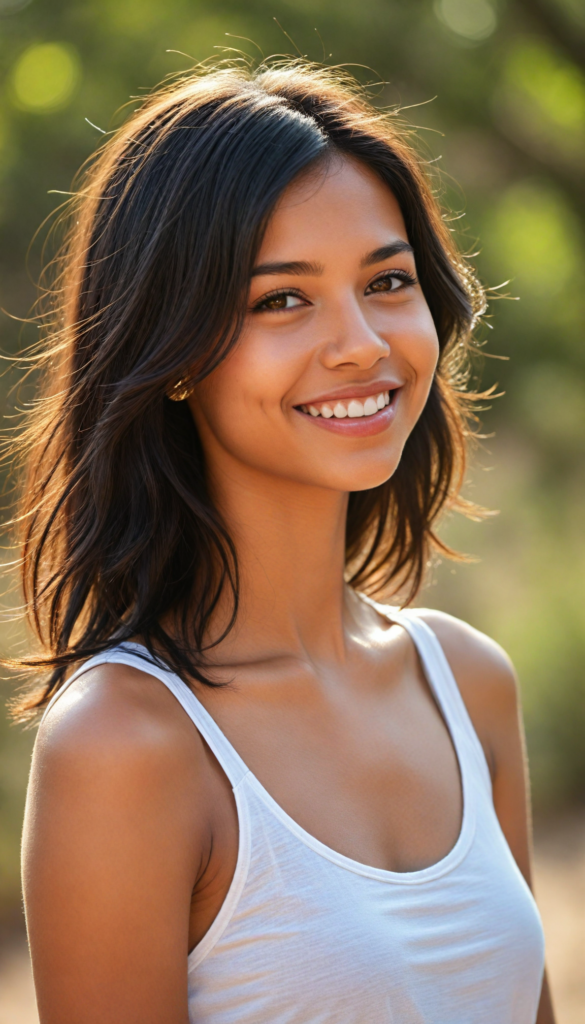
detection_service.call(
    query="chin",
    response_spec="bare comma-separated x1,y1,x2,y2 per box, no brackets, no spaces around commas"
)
315,452,403,493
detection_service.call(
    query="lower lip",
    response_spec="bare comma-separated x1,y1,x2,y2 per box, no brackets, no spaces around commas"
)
296,395,399,437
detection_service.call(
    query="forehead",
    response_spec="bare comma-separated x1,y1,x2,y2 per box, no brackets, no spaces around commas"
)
258,154,409,259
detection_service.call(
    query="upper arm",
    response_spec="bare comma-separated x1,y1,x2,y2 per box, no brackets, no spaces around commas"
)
23,664,210,1024
414,609,534,886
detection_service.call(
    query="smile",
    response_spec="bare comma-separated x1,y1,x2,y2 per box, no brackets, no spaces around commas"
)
295,388,400,438
298,390,393,419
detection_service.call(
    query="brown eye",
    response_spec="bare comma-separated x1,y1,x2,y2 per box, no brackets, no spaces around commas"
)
368,274,403,293
253,291,306,313
366,270,416,296
264,295,288,310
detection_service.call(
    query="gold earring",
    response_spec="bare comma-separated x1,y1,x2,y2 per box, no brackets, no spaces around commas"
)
167,378,194,402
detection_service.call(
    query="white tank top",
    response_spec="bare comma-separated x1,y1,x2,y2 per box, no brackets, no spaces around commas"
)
45,604,545,1023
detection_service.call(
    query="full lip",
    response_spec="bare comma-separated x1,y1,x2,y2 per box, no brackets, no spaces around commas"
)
294,379,403,408
293,383,403,437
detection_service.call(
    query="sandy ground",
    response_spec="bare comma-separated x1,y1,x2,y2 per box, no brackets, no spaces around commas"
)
531,812,585,1023
0,812,583,1024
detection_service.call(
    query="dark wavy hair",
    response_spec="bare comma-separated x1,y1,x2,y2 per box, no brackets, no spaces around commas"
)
8,59,487,715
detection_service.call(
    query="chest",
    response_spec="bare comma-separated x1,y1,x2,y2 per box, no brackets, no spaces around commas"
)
198,645,463,875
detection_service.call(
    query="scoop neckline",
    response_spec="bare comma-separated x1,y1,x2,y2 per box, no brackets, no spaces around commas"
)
116,623,476,886
241,606,476,885
245,758,474,884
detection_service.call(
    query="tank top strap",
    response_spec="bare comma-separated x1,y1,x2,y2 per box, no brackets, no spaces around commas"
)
41,643,250,790
362,597,491,785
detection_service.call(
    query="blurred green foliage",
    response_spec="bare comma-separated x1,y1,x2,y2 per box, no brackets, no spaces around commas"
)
0,0,584,923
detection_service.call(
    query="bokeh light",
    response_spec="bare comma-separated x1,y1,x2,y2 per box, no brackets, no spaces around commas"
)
0,0,33,13
11,43,80,113
434,0,497,41
504,41,585,131
488,180,579,297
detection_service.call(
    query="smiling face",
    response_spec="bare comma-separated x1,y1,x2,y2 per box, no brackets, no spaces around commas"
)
189,154,440,494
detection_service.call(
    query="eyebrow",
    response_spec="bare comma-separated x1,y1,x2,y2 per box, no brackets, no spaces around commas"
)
250,242,414,279
360,241,414,267
250,259,323,278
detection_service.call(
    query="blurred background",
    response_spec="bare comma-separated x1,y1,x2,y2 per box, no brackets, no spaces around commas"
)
0,0,583,1020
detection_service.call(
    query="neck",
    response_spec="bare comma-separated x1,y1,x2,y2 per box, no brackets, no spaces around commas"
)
207,459,351,667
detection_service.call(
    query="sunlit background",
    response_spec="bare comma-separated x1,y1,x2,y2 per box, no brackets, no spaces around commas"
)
0,0,584,1020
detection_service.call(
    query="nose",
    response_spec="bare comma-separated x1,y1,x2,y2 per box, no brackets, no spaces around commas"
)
318,294,390,371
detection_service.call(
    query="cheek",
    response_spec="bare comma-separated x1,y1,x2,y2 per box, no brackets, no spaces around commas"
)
229,331,302,407
191,330,300,446
371,294,439,374
413,328,440,383
393,305,440,390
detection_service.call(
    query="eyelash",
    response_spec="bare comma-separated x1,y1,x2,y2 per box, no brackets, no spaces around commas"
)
251,287,306,312
251,270,417,312
368,269,417,291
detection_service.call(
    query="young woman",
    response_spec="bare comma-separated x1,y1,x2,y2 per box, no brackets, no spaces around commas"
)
16,62,553,1023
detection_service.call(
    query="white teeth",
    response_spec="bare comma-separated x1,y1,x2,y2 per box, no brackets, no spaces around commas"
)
348,400,364,418
301,390,395,419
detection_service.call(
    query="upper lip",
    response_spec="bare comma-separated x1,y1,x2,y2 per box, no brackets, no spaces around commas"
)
294,380,403,407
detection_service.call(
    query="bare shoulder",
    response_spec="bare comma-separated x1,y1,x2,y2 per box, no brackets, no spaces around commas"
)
24,667,225,1021
409,608,521,774
412,608,518,704
30,661,215,856
36,661,208,782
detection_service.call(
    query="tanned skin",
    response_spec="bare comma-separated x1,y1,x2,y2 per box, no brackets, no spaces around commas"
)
23,156,555,1024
